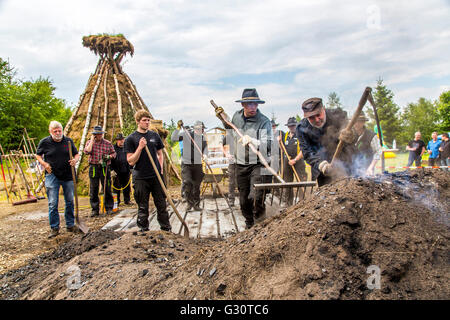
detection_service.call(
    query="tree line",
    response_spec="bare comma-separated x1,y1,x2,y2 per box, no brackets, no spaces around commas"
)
0,57,72,150
326,80,449,149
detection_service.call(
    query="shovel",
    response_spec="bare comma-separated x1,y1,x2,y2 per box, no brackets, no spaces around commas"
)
331,87,371,166
69,144,89,234
144,145,189,238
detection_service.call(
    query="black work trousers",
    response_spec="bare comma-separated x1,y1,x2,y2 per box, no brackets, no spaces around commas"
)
236,164,272,226
133,177,171,231
113,172,131,204
181,163,204,207
282,158,307,205
89,164,113,213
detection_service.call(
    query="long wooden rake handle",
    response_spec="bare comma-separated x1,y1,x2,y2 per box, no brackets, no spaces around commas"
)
144,145,189,238
278,137,301,182
210,100,285,183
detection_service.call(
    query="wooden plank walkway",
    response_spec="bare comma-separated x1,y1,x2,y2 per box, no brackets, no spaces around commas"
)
101,196,283,239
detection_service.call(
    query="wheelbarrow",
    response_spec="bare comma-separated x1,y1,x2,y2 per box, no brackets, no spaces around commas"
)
201,167,224,198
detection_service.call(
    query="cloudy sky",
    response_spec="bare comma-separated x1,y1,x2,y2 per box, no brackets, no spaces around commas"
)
1,0,449,129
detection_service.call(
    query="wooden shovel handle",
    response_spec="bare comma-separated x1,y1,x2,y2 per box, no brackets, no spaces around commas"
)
144,145,189,238
210,100,285,183
331,87,371,165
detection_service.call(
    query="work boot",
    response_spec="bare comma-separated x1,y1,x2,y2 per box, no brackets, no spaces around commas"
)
139,227,149,232
193,204,202,211
48,228,59,239
228,198,235,207
186,204,193,212
106,209,113,215
66,225,79,233
90,211,99,217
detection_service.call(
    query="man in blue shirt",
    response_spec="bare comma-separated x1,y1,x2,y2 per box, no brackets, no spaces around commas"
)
427,132,441,167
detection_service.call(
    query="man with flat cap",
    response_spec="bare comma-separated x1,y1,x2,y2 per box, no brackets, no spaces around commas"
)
111,133,132,206
171,120,208,211
296,98,356,186
215,88,272,229
277,117,307,205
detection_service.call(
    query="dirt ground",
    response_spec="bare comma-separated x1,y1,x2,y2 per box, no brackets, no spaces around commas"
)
0,170,448,300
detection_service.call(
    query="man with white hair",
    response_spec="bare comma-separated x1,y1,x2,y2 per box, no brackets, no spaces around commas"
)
36,121,80,238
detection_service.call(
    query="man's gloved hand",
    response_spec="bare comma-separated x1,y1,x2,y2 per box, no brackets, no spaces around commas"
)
215,106,229,121
103,154,112,161
111,170,117,178
238,135,260,147
202,154,208,162
177,120,183,129
339,128,356,144
318,160,334,176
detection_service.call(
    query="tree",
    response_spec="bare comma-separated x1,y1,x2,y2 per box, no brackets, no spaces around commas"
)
0,57,72,150
365,79,402,147
327,92,343,109
399,97,440,145
436,90,450,132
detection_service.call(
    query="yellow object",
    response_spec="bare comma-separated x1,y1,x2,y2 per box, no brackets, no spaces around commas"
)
384,151,396,159
100,194,118,213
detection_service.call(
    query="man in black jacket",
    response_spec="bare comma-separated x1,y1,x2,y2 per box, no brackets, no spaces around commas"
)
171,120,208,211
111,133,131,205
297,98,356,187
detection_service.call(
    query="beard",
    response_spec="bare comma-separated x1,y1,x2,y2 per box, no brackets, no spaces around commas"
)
309,112,327,129
51,133,63,141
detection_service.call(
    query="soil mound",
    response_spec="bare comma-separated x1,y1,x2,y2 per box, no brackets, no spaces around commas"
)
1,170,448,300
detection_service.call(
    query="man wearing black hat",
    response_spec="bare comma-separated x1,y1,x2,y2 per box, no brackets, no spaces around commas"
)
296,98,356,186
84,125,116,216
111,133,131,206
278,117,307,204
215,88,272,229
171,120,208,211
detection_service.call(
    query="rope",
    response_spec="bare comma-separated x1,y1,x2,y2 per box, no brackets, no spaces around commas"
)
111,174,132,191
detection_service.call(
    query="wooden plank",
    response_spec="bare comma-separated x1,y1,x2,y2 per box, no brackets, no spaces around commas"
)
199,199,218,238
215,198,239,238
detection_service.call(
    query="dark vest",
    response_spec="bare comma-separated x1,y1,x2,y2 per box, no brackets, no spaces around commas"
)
355,128,376,169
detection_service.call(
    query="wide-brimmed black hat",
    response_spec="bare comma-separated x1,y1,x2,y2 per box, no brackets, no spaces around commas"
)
115,133,125,140
92,125,105,134
235,88,265,104
285,117,298,127
271,119,279,127
302,97,323,118
193,121,206,129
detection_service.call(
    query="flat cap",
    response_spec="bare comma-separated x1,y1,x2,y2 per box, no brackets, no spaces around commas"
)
302,98,323,118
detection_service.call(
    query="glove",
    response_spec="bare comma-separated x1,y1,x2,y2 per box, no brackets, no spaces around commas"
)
238,135,260,147
111,170,117,178
318,160,333,176
103,154,111,161
215,106,229,121
177,120,183,129
202,154,208,162
339,128,356,144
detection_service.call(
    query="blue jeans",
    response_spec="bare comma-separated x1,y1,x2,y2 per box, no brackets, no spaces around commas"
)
441,158,450,171
45,173,75,229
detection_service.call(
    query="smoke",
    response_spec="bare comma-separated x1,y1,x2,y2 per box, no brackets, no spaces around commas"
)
368,171,449,227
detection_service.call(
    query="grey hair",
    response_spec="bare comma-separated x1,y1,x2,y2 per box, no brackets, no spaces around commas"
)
49,121,63,130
